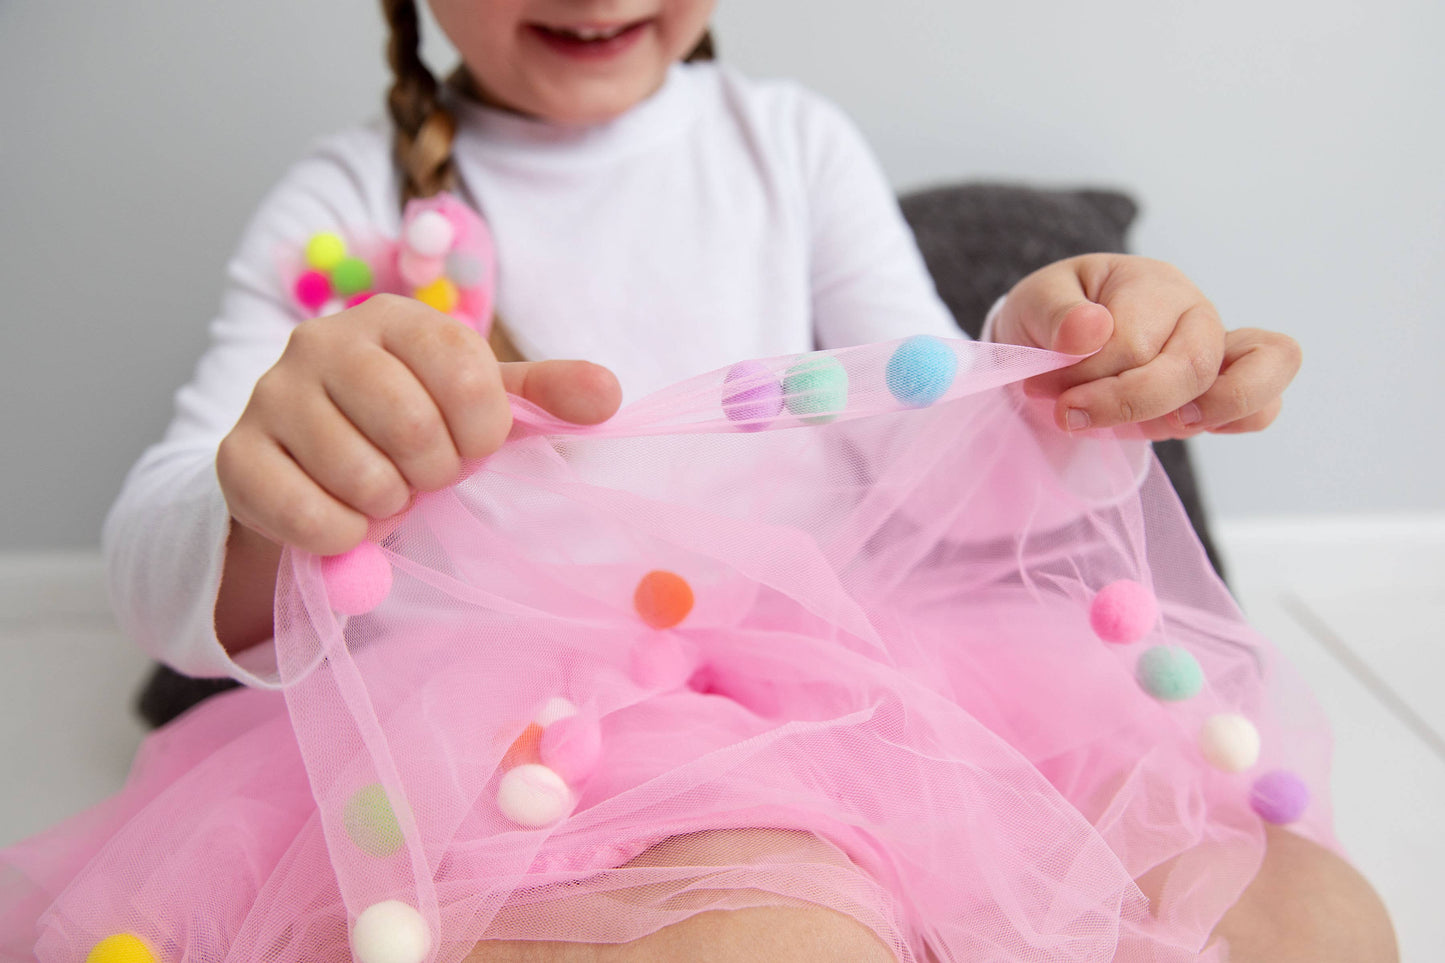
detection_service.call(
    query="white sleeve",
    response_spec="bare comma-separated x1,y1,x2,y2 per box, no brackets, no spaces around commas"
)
101,125,397,688
797,95,964,349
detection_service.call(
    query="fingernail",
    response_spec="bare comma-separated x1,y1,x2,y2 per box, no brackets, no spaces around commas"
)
1177,403,1203,427
1065,408,1090,432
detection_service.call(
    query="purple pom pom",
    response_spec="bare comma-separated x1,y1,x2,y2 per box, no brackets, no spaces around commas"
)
1250,769,1310,824
722,360,784,431
321,542,393,616
1089,579,1159,644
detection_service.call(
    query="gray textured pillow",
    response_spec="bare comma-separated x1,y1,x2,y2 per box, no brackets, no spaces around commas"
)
900,184,1138,338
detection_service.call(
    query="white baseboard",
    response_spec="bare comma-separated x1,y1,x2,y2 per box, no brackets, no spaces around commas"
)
1216,512,1445,594
0,550,112,624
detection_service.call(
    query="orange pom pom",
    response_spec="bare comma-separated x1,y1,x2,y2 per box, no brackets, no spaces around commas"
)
633,570,694,629
502,722,545,768
414,277,459,314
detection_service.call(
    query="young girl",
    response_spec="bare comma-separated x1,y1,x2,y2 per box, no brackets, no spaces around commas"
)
1,1,1396,961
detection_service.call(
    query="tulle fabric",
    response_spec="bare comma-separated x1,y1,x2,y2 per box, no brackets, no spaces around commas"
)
1,337,1334,962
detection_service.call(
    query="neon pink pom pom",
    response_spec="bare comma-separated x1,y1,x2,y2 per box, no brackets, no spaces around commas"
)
345,292,375,309
539,711,602,785
629,636,698,690
399,251,445,288
294,270,333,313
321,542,393,616
1089,579,1158,644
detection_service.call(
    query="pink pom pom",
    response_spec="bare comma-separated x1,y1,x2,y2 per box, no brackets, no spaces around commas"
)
345,292,375,309
539,711,602,785
321,542,393,616
629,636,698,690
294,270,332,313
1089,579,1158,644
399,250,445,288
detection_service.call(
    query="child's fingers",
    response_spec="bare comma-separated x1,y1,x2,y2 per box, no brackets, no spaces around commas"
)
500,359,624,425
218,429,369,556
1054,302,1225,431
996,259,1115,354
1179,328,1301,430
380,311,514,460
323,343,463,493
267,389,412,521
1209,396,1285,434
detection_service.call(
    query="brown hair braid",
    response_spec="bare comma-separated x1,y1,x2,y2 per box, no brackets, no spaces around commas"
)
380,0,716,362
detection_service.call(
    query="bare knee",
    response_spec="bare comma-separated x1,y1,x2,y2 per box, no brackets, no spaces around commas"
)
1212,825,1398,963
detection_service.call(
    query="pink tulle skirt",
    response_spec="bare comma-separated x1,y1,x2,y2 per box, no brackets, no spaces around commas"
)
1,338,1335,962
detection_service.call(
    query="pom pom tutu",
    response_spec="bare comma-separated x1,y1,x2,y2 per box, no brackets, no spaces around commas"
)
0,337,1336,962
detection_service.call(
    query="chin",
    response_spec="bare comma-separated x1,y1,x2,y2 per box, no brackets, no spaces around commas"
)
530,78,663,126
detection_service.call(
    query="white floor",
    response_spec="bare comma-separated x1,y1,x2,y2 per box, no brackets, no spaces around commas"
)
1,516,1442,958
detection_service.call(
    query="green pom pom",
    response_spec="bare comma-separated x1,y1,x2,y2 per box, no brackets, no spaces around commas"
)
330,256,374,297
1135,646,1204,702
344,783,403,857
782,355,848,424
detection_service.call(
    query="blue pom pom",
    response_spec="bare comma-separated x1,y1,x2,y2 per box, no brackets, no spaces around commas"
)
885,335,957,407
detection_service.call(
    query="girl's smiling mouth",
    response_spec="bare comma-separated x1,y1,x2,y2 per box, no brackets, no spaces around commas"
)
526,19,653,60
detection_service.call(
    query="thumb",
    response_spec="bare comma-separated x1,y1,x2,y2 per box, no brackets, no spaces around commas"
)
998,266,1114,355
499,359,623,425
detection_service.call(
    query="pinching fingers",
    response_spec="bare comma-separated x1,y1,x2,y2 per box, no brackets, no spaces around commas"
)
1055,301,1224,431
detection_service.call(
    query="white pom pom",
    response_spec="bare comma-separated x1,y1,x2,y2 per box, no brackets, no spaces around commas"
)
534,696,579,728
351,900,431,963
1199,713,1261,773
405,210,455,258
497,764,571,827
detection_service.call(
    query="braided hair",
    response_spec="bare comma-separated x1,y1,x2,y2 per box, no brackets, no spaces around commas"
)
380,0,715,361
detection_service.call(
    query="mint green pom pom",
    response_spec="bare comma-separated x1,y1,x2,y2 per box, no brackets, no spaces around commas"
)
782,355,848,424
1136,646,1204,701
330,256,374,297
344,784,403,857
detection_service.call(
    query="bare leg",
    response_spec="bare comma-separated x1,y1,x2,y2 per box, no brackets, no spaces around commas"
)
1209,825,1398,962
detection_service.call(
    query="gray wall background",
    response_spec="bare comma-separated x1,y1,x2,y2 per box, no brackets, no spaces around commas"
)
3,0,1441,549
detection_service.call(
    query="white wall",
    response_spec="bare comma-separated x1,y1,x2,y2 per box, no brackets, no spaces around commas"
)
2,0,1441,548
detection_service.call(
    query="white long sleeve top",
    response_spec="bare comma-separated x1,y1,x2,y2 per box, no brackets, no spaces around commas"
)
102,62,976,688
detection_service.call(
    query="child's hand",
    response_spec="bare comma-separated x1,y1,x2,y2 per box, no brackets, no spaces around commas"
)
217,295,622,556
991,255,1301,441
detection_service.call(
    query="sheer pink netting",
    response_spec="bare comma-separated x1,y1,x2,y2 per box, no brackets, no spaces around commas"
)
1,337,1335,962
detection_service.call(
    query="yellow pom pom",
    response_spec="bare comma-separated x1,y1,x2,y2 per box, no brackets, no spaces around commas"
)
87,933,157,963
414,277,459,314
305,232,347,271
